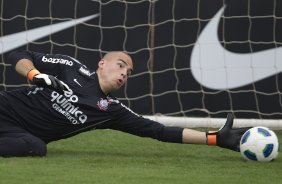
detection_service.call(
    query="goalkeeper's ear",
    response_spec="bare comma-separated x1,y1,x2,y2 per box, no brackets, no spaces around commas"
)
98,59,105,69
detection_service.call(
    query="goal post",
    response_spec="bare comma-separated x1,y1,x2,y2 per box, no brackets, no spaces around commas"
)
144,115,282,130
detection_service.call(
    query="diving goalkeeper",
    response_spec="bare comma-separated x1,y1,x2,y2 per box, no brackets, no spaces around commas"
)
0,50,249,157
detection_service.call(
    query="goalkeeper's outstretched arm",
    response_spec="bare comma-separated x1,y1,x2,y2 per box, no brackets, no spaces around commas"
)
182,113,250,152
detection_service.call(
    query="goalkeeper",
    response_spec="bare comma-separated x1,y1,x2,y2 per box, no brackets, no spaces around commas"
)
0,50,249,157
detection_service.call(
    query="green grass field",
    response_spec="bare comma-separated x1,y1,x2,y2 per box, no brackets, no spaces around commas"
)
0,130,281,184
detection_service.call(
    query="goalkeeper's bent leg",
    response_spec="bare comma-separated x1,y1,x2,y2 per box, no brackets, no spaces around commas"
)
0,132,47,157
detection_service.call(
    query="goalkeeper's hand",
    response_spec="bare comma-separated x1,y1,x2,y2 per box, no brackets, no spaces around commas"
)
206,113,251,152
27,69,69,93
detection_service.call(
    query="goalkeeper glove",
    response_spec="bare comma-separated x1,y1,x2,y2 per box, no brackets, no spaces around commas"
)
27,69,69,93
206,113,251,152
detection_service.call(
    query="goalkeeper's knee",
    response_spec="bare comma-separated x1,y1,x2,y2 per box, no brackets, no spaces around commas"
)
0,133,47,157
22,134,47,156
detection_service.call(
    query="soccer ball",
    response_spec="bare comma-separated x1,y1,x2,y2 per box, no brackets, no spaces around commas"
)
240,126,279,162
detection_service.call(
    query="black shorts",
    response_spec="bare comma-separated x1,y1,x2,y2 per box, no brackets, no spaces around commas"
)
0,97,26,134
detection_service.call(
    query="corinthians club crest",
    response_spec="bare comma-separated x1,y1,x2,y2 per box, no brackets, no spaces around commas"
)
97,98,111,111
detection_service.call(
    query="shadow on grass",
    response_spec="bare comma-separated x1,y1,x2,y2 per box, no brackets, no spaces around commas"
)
47,146,243,163
47,148,179,158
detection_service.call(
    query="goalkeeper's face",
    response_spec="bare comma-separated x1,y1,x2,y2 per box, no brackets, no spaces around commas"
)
97,51,133,94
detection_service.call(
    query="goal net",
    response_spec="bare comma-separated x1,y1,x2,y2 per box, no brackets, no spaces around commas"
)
0,0,282,129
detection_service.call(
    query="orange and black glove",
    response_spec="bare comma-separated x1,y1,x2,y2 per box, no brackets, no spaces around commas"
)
27,69,69,93
206,113,251,152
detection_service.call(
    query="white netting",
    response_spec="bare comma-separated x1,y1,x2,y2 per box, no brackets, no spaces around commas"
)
0,0,281,128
